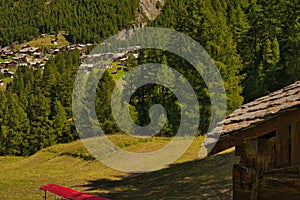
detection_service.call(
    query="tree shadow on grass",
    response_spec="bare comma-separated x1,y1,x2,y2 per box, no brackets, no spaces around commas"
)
79,152,239,200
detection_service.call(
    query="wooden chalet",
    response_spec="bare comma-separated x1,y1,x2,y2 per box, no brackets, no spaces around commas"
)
204,81,300,200
1,54,8,59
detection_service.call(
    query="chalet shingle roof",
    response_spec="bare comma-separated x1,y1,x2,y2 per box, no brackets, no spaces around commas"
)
209,81,300,139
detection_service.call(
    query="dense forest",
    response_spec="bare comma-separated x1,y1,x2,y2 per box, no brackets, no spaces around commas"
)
0,51,80,155
0,0,299,156
151,0,300,102
119,0,300,137
0,0,140,45
0,50,118,156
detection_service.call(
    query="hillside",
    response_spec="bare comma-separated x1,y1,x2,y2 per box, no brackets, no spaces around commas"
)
0,134,239,199
0,0,140,45
1,1,298,198
1,0,299,157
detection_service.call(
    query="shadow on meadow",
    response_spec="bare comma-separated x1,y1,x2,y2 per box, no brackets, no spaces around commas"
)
80,152,239,200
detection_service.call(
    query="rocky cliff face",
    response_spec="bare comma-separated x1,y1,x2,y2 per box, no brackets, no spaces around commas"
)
140,0,165,20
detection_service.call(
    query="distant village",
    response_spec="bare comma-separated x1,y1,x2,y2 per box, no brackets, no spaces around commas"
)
0,43,91,77
0,39,142,87
79,45,141,74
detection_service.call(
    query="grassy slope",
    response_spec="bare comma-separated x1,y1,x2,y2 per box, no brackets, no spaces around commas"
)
20,32,69,48
108,62,126,81
0,134,239,199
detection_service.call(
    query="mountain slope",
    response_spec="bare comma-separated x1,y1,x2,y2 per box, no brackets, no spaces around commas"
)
140,0,165,20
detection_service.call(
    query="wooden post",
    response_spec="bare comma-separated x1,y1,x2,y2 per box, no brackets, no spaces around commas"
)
233,141,258,200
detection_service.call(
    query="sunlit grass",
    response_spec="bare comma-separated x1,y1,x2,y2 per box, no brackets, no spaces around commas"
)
106,62,126,80
20,32,69,48
0,134,238,199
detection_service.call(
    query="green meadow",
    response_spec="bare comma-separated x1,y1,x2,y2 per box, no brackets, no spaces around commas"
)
0,134,238,199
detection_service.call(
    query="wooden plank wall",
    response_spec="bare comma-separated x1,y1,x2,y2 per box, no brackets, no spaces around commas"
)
232,109,300,200
232,164,252,200
291,121,300,165
276,125,290,168
258,167,300,200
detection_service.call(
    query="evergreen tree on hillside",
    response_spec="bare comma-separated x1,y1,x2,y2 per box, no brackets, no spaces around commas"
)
241,0,299,102
52,100,72,143
0,93,29,156
148,0,244,133
1,51,80,155
95,71,117,134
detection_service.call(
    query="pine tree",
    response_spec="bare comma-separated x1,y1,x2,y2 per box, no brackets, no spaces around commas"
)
0,93,29,156
95,71,117,134
272,37,280,65
52,100,70,143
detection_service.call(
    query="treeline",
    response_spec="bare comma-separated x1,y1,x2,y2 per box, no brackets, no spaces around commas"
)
0,0,140,46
